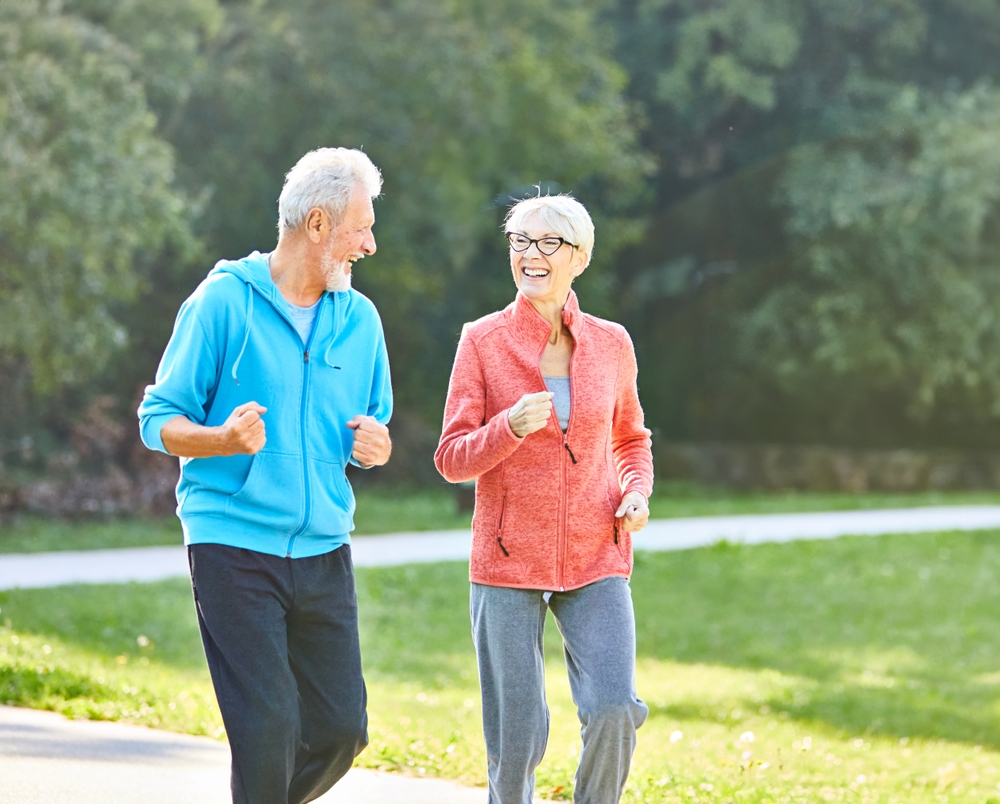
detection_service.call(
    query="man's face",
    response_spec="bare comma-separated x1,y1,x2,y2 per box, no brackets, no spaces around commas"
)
321,184,376,292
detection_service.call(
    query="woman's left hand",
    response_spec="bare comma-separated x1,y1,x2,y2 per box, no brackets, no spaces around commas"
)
615,491,649,533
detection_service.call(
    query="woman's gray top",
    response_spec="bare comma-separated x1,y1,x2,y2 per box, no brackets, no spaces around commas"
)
544,376,571,432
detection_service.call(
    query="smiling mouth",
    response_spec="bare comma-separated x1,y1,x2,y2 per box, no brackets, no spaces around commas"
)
522,267,549,278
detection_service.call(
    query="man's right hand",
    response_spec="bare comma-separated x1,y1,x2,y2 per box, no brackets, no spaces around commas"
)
220,402,267,455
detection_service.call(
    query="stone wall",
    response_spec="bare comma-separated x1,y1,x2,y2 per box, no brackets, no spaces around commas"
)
655,443,1000,492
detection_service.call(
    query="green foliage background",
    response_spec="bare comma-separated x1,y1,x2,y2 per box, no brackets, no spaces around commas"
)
3,0,1000,476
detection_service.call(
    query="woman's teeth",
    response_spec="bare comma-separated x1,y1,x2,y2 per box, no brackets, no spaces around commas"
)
523,268,548,277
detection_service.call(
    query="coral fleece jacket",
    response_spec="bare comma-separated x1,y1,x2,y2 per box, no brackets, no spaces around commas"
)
434,291,653,591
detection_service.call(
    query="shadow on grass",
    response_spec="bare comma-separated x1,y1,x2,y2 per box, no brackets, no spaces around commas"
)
632,529,1000,746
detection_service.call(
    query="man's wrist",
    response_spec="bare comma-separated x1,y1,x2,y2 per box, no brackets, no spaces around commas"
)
209,425,227,456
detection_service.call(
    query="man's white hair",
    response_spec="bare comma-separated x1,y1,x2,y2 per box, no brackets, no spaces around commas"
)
504,193,595,266
278,148,382,234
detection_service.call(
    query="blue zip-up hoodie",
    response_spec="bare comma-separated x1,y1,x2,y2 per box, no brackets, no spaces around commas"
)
137,251,392,558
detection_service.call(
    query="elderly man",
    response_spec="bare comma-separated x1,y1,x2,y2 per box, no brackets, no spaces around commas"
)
138,148,392,804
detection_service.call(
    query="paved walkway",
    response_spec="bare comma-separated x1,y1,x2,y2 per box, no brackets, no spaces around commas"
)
0,705,486,804
2,505,1000,590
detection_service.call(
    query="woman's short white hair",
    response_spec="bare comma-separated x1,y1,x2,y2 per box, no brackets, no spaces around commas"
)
278,148,382,233
504,194,595,266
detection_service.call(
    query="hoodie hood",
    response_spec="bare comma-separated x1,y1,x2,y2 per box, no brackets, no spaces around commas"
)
210,252,272,385
209,250,279,303
208,250,347,382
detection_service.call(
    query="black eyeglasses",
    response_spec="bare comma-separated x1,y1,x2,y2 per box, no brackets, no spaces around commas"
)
506,232,577,256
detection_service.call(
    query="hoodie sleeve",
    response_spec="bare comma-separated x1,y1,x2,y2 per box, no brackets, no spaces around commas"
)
348,313,393,468
137,291,223,455
434,325,524,483
612,328,654,500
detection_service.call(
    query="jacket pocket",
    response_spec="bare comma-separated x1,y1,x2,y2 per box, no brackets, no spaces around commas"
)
607,484,621,537
614,520,632,566
494,494,511,559
496,493,507,536
231,453,264,502
608,485,631,566
306,458,355,534
225,451,302,531
489,493,529,581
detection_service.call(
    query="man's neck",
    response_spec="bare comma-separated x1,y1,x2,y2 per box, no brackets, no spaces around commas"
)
269,236,325,307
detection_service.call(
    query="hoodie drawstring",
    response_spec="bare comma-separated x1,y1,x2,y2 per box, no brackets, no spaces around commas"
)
232,282,254,385
323,292,342,368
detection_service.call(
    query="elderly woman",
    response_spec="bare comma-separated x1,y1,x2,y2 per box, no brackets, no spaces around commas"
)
434,194,654,804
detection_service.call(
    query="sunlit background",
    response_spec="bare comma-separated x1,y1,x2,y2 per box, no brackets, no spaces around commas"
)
3,1,1000,802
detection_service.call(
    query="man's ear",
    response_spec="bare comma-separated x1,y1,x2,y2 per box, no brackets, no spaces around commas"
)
305,207,327,243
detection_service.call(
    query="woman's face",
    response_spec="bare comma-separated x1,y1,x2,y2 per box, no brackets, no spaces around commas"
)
508,215,588,308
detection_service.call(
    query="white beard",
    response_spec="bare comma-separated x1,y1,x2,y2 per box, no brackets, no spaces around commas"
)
321,254,352,293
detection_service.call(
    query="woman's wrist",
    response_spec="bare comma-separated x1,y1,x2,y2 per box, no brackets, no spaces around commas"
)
623,490,648,507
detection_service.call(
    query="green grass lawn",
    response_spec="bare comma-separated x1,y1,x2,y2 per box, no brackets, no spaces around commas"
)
3,529,1000,802
2,484,1000,553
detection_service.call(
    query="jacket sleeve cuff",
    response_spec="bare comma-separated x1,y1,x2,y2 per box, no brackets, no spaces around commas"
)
140,413,182,455
499,408,525,443
623,482,653,502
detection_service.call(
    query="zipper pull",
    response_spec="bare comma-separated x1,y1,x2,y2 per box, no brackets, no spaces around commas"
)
563,442,577,464
304,349,310,363
497,536,510,557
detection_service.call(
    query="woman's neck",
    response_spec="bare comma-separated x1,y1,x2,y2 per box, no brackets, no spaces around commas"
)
529,296,570,345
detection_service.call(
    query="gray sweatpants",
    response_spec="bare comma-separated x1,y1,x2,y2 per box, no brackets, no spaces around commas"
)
470,577,648,804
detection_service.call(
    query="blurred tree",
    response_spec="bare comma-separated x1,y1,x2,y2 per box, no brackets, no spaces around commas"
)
8,0,1000,482
0,0,195,406
60,0,223,123
746,83,1000,421
610,0,1000,447
610,0,1000,201
169,0,648,429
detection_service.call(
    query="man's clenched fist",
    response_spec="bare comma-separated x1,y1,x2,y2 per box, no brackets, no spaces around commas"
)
220,402,267,455
347,416,391,467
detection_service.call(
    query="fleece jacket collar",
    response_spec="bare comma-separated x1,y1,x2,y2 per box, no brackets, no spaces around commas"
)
510,290,583,346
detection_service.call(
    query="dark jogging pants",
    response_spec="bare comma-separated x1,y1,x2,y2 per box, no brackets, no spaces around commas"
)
188,543,368,804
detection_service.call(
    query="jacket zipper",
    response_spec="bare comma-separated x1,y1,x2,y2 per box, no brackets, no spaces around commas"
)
536,318,576,592
558,433,568,590
559,347,577,591
286,303,323,556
